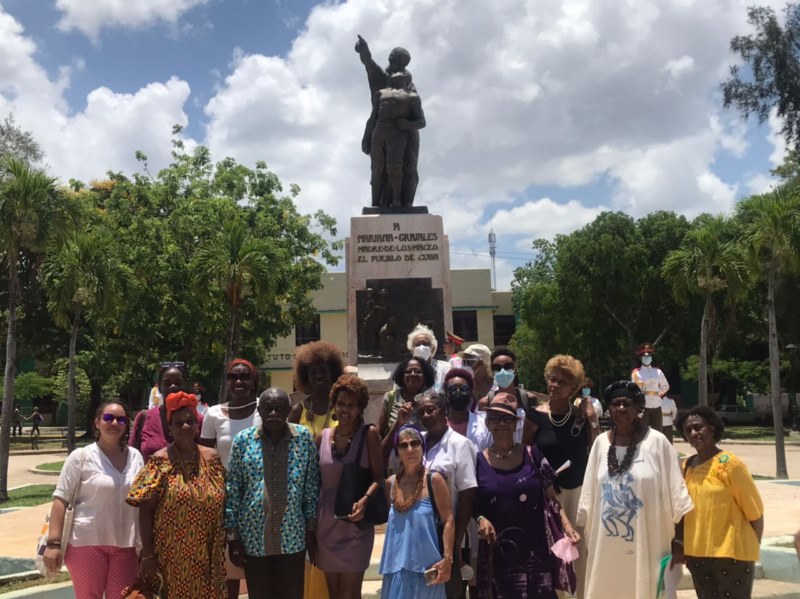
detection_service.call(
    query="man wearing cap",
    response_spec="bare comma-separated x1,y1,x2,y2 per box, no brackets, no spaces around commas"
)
461,344,494,409
631,343,669,432
444,331,465,368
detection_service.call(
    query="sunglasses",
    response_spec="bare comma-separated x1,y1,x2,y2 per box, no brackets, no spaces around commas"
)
445,384,471,396
226,371,254,382
397,439,422,451
101,414,128,425
405,368,423,376
487,414,517,424
609,399,636,410
491,363,515,372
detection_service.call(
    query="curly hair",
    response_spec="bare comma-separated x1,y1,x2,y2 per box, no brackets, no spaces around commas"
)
293,341,345,391
675,405,724,443
544,355,585,392
329,374,370,415
406,324,438,355
392,357,436,390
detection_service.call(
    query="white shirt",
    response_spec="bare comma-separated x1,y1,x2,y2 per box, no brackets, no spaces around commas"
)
631,366,669,409
661,397,678,427
54,443,144,548
148,386,163,409
200,403,262,467
473,408,526,449
423,427,477,514
432,359,451,393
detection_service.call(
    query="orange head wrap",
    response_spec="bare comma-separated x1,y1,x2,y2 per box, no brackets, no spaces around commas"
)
165,391,198,424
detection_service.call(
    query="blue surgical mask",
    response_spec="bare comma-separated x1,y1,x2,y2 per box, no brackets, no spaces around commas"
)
641,355,653,367
494,369,515,389
581,387,591,397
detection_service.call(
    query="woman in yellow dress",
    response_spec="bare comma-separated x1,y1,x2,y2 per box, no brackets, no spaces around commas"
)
127,391,226,598
288,340,345,439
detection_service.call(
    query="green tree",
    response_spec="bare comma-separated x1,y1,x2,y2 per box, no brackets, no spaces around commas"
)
0,114,43,164
0,158,74,501
736,183,800,479
722,5,800,153
50,358,91,429
192,220,284,399
662,215,749,406
42,231,131,451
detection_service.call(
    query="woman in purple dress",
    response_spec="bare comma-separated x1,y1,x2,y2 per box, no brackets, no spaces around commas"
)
315,375,384,599
475,393,580,599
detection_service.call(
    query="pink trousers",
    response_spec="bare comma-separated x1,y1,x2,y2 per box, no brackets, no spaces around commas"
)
64,545,138,599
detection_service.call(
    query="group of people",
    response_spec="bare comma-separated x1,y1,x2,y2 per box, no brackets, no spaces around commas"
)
41,328,766,599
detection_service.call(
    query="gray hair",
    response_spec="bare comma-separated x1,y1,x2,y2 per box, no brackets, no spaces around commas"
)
406,324,438,355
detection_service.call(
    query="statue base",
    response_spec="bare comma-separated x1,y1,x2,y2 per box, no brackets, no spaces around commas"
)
362,206,429,215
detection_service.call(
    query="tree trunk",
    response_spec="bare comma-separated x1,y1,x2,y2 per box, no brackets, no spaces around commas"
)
767,267,788,479
698,293,712,407
0,262,21,501
218,311,239,403
66,308,81,454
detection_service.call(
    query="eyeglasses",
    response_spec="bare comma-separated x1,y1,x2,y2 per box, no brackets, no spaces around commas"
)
101,414,128,425
226,371,254,382
405,368,423,376
487,414,517,424
609,399,636,410
160,361,185,369
491,363,514,372
463,357,480,367
445,384,471,396
397,440,422,451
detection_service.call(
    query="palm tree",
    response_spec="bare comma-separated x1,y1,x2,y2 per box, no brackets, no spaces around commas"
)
192,221,284,399
736,184,800,479
662,215,748,406
0,158,74,501
42,231,131,452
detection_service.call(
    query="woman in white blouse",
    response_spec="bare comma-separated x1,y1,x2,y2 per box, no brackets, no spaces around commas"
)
200,358,262,599
43,401,144,598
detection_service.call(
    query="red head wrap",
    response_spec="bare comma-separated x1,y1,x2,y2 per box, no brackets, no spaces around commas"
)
165,391,198,424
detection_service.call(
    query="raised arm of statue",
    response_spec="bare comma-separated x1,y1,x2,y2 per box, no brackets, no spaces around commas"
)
355,34,387,97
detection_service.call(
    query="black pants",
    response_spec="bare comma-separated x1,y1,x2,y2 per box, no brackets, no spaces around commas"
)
642,407,662,432
30,422,40,435
12,421,22,436
243,551,305,599
686,556,755,599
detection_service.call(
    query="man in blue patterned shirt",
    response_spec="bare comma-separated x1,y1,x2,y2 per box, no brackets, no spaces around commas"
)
225,387,321,598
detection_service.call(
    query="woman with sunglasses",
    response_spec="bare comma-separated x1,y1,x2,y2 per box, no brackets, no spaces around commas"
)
577,381,692,599
200,359,262,599
127,391,227,598
130,361,204,462
475,393,579,599
44,401,144,598
379,425,455,599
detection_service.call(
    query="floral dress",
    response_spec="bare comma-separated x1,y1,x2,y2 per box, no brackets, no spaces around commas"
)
127,453,226,598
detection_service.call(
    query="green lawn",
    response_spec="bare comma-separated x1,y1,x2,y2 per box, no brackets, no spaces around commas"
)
36,461,65,472
2,484,56,508
0,571,70,592
723,426,792,441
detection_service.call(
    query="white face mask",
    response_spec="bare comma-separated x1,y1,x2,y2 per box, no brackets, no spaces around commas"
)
413,345,432,361
641,355,653,366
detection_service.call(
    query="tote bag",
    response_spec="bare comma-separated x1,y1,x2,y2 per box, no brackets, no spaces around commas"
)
333,425,388,528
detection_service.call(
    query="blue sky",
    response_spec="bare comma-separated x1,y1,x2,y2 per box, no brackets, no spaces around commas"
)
0,0,788,288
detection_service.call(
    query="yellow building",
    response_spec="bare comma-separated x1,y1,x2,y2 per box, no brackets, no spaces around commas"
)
266,269,514,390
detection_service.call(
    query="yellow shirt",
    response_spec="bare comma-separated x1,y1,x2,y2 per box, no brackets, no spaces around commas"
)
683,451,763,561
298,405,337,438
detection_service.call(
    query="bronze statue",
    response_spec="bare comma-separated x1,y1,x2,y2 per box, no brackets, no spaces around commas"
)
355,35,424,207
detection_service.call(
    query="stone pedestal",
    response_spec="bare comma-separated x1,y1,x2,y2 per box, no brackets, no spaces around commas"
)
346,212,453,410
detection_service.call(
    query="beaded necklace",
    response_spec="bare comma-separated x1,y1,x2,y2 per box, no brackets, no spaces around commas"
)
607,428,640,475
391,466,424,513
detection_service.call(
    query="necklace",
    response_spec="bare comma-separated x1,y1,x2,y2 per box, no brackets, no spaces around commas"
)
228,400,257,410
548,402,572,427
490,443,517,459
172,445,209,501
332,428,354,459
607,428,639,475
306,401,332,437
391,467,424,513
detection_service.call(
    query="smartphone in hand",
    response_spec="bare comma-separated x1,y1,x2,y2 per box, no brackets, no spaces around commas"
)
424,567,438,585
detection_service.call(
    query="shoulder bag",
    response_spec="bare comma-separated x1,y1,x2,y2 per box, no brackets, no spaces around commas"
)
333,424,388,528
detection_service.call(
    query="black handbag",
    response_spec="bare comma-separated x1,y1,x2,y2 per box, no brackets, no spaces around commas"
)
333,424,388,528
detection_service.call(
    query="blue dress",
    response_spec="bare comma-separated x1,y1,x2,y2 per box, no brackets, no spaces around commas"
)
379,487,446,599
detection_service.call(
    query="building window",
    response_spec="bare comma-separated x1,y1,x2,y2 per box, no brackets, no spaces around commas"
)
493,315,516,346
452,310,478,341
295,314,321,346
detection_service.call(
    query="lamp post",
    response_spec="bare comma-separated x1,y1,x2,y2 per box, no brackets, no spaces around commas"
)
786,343,799,433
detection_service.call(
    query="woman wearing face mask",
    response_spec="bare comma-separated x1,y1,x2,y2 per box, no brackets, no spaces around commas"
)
574,378,603,419
407,324,451,392
527,355,598,599
443,369,488,449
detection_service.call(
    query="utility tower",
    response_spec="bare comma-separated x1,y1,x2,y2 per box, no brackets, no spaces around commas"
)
489,221,497,291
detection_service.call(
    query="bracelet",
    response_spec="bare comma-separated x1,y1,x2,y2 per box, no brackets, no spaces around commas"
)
363,492,372,499
45,541,61,548
672,539,684,546
141,554,155,562
476,515,485,523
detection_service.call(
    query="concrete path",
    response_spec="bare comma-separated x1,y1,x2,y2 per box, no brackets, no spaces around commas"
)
7,452,66,488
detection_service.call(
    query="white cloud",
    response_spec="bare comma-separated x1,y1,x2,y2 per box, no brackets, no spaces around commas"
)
491,198,608,240
55,0,208,41
663,55,695,78
0,6,193,182
767,108,788,167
